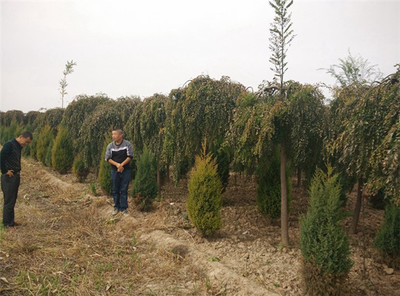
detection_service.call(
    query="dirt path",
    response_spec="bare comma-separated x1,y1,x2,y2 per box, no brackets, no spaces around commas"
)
0,158,399,295
0,159,279,295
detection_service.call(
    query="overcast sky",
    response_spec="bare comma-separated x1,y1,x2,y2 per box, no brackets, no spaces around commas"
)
1,0,399,112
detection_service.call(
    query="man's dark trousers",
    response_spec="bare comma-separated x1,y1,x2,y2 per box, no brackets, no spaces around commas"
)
1,174,20,227
111,169,131,211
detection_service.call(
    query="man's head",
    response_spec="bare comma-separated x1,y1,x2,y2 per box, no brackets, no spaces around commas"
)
16,131,33,147
112,129,124,144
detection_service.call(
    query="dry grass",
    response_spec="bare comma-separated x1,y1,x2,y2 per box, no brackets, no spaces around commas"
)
0,160,221,296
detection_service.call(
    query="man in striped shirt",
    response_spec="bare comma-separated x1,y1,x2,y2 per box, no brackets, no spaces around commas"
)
105,129,133,215
1,131,33,228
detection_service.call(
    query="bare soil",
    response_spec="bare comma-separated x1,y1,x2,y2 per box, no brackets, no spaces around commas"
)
0,158,399,295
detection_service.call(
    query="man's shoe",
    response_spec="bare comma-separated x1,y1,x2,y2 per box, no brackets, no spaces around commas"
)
3,222,21,228
121,210,128,216
112,208,119,215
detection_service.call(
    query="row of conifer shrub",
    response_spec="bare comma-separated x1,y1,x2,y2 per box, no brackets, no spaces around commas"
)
1,71,399,294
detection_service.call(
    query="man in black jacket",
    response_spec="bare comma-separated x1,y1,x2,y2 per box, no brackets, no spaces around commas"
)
1,131,33,227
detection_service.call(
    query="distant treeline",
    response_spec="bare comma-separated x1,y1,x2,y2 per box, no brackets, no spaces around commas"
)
0,72,399,205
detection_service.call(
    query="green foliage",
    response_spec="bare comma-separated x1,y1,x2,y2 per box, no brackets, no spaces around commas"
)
0,125,5,145
125,94,166,178
326,50,382,87
44,108,64,130
29,136,38,160
300,168,352,295
327,66,399,204
287,84,326,186
187,147,223,237
52,126,74,174
368,68,400,202
36,125,54,165
256,147,291,219
374,202,400,267
0,120,23,145
213,145,231,191
73,153,90,182
61,95,110,138
132,147,158,211
98,136,112,195
1,110,24,126
330,86,377,180
23,111,41,126
79,101,127,169
164,76,244,183
229,92,268,174
116,96,141,125
269,0,294,89
45,138,53,167
163,89,187,182
59,60,77,108
61,95,110,152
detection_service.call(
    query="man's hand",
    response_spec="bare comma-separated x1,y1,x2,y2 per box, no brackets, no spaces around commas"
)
117,166,124,173
6,170,14,177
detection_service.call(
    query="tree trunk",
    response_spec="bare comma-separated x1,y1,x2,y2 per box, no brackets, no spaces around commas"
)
351,178,363,234
280,142,289,245
297,167,301,187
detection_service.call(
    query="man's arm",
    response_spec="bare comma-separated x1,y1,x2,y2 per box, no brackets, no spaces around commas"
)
0,142,12,174
118,141,133,171
107,158,122,168
120,157,131,168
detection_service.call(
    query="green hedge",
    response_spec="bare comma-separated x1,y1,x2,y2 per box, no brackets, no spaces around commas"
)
132,146,158,211
187,148,222,237
52,127,74,174
300,168,352,295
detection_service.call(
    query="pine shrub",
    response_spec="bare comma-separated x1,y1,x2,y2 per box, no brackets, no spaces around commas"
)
300,168,352,296
374,202,400,268
187,148,222,237
0,125,5,145
29,136,38,160
73,153,90,182
36,125,53,165
256,148,291,219
44,138,53,167
51,126,74,173
132,147,158,211
98,136,112,195
214,146,230,192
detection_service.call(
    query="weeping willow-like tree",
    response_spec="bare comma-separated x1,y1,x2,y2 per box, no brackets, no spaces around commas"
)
163,76,244,185
61,95,110,155
326,53,388,233
268,0,295,245
368,67,400,204
125,94,167,187
79,102,124,169
230,81,325,238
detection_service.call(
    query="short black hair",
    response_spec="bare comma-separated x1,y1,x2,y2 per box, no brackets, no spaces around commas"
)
113,129,124,135
20,131,33,140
